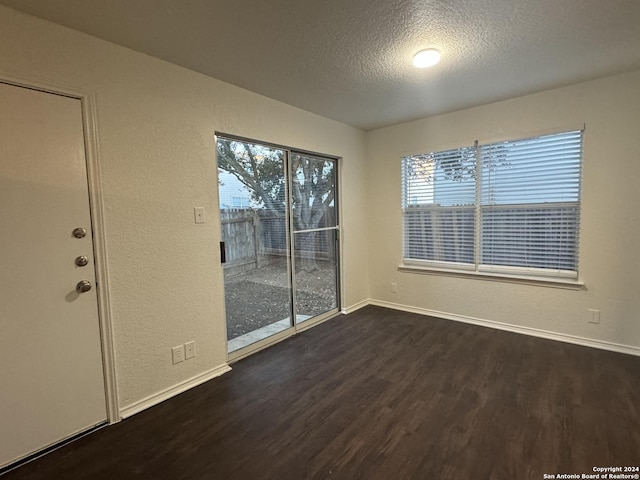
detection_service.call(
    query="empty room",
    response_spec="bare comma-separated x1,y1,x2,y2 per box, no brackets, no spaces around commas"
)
1,1,639,479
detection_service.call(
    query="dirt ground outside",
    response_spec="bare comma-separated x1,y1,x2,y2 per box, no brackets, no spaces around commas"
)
224,256,337,339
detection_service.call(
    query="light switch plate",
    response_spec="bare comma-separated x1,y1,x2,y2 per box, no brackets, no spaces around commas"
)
194,207,205,224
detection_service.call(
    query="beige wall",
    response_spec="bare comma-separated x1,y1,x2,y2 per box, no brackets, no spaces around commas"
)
366,70,640,350
0,6,370,412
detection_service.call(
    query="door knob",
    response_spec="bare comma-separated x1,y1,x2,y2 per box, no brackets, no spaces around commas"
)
76,280,92,293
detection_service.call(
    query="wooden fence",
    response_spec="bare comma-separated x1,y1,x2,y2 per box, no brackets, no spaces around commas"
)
404,202,579,269
220,208,336,276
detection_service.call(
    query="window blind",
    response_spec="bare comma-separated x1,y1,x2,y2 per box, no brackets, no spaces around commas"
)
401,129,584,279
402,147,476,267
479,130,583,276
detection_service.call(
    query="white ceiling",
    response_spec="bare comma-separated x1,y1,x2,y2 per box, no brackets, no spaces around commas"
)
3,0,640,130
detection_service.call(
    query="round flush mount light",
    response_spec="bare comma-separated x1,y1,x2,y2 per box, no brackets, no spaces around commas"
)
413,48,441,68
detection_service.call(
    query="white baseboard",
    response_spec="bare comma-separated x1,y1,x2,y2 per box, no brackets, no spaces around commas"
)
120,363,232,419
368,299,640,357
341,298,371,315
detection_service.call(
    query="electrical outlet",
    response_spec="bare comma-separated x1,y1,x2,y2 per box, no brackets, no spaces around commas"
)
172,345,185,364
185,341,196,359
587,309,601,324
391,282,397,293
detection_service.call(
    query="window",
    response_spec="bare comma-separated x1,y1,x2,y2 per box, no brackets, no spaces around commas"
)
231,195,251,208
402,129,583,280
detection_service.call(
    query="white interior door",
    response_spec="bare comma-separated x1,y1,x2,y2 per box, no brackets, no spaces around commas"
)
0,82,107,468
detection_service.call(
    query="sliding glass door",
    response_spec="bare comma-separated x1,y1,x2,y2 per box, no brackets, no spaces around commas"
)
291,153,339,325
217,139,293,353
217,136,340,356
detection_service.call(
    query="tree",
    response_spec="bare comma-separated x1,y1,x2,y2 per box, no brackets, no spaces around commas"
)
217,140,287,214
404,144,509,206
217,139,335,271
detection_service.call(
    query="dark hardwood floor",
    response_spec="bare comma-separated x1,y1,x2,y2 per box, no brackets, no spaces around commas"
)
4,306,640,479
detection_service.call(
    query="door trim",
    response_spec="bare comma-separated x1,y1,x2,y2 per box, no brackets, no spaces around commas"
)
0,72,120,423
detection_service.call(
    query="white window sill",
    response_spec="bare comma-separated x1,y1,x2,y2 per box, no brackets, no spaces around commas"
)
398,264,585,290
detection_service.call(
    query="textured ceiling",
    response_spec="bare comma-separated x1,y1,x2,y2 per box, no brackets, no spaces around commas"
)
2,0,640,130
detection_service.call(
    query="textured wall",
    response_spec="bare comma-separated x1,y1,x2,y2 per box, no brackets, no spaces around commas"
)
0,5,369,410
366,70,640,349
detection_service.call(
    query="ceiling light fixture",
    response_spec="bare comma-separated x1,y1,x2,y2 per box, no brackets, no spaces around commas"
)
413,49,441,68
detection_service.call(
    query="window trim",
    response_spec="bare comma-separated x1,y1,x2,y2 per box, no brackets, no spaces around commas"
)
398,261,585,290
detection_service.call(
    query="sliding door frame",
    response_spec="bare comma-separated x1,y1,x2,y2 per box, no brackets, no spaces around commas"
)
216,133,341,362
